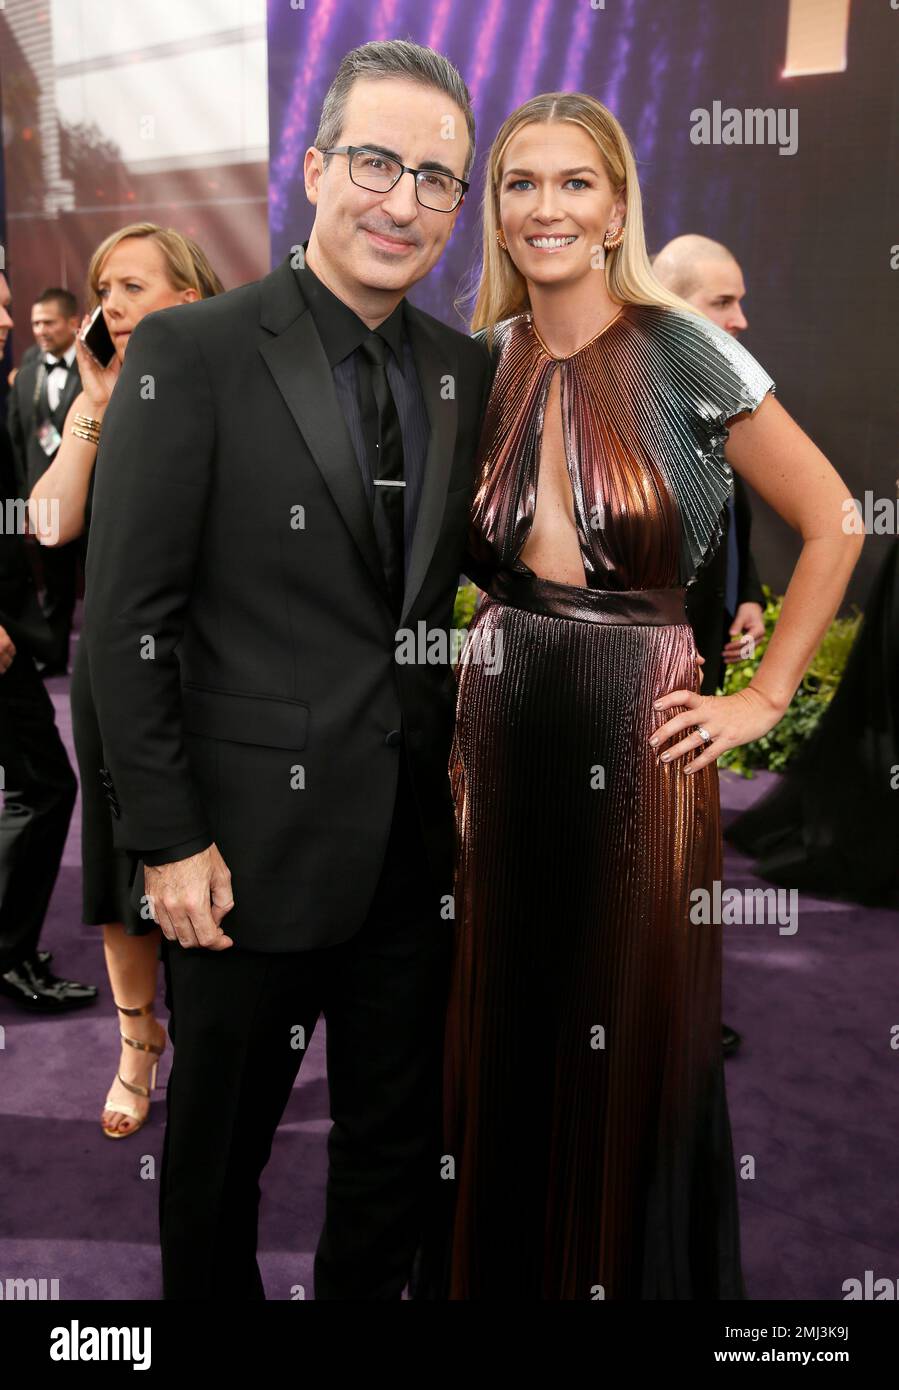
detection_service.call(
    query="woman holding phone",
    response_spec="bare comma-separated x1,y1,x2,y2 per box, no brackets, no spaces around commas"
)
29,224,223,1138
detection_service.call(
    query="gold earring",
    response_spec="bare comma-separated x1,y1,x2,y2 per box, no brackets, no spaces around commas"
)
602,225,625,252
496,229,508,251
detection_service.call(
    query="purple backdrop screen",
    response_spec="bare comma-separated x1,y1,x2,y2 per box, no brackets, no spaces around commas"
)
267,0,899,602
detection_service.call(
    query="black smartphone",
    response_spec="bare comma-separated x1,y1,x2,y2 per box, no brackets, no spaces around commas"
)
81,304,116,368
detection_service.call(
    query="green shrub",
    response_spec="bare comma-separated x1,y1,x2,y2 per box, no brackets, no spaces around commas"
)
718,585,861,777
454,582,479,631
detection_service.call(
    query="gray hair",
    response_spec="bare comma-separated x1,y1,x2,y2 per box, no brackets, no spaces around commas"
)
314,39,476,180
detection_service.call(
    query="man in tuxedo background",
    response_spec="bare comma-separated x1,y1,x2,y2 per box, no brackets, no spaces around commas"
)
0,269,96,1012
653,235,771,1060
7,289,83,675
84,40,491,1299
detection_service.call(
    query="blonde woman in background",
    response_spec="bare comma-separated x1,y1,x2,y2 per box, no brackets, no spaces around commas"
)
442,94,862,1298
29,225,223,1138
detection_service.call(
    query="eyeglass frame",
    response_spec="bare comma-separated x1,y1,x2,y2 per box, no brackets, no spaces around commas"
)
318,145,469,212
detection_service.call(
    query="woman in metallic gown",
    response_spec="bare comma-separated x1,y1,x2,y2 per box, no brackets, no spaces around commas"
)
442,93,862,1299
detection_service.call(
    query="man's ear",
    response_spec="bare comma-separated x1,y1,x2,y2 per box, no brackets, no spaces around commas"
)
304,146,323,205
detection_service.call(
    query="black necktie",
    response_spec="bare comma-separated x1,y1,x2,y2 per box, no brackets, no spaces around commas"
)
46,356,69,371
358,333,405,616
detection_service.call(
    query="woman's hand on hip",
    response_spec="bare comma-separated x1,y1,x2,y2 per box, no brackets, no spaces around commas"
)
647,684,785,775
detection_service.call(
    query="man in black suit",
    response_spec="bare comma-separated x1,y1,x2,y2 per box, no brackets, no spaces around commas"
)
653,235,770,1060
84,40,491,1299
0,270,96,1012
7,288,83,675
686,473,766,695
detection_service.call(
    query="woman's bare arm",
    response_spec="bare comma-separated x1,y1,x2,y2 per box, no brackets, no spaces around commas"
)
652,392,864,772
28,315,121,547
28,393,103,546
722,392,864,714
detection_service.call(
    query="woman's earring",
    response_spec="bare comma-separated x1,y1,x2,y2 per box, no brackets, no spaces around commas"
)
496,229,508,251
602,224,625,252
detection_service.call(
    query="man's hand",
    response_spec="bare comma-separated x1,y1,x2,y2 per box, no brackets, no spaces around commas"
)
723,602,766,663
0,625,16,674
144,843,235,950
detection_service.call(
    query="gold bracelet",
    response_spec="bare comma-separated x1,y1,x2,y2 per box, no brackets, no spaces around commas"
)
71,412,101,445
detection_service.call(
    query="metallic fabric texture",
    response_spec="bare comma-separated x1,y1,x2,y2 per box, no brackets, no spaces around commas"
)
443,303,774,1298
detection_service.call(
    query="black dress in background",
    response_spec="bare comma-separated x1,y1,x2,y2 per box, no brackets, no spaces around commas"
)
0,417,78,971
71,472,153,935
726,540,899,908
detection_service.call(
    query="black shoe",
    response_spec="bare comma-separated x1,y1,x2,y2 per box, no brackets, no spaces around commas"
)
0,953,98,1012
722,1023,742,1057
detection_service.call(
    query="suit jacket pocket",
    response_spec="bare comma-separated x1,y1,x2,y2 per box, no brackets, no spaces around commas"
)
181,683,309,749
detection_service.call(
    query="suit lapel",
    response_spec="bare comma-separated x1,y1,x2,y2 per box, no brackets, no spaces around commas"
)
258,251,460,620
401,307,458,623
22,360,40,428
258,254,389,601
59,368,80,422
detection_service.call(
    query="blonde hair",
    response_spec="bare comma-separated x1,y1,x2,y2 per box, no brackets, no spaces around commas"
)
469,92,702,340
86,222,224,310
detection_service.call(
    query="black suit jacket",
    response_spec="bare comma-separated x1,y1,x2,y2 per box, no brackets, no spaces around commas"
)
7,350,82,495
685,473,765,694
0,419,57,663
84,250,492,951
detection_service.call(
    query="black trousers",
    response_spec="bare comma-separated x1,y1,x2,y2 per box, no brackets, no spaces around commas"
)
159,756,453,1300
26,537,79,671
0,649,77,970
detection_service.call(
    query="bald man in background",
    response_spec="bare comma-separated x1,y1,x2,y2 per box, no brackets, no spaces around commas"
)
653,236,770,1060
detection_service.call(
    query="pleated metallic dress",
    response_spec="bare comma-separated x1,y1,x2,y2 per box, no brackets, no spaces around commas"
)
444,302,775,1299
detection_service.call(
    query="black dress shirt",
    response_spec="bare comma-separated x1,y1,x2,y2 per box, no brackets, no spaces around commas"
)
292,243,430,576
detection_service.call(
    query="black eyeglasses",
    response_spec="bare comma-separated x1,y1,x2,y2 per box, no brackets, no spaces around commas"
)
319,145,468,213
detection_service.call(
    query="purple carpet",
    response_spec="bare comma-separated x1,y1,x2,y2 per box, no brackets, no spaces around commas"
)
2,629,896,1300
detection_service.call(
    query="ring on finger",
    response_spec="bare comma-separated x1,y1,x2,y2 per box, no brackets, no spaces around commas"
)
696,724,713,744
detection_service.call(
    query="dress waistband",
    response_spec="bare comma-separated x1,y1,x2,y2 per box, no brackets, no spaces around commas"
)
487,567,687,626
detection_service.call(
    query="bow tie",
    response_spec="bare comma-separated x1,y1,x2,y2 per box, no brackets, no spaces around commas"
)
45,356,70,372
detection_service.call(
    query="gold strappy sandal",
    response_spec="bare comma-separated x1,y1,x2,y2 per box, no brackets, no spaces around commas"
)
101,1000,167,1140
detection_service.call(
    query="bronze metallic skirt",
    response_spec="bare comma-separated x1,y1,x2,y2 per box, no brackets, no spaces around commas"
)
443,568,744,1299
